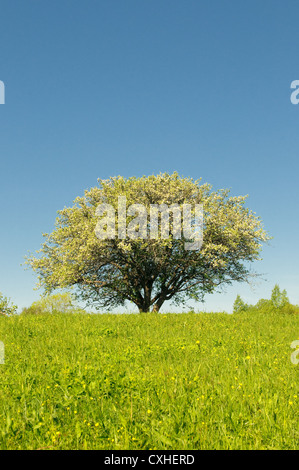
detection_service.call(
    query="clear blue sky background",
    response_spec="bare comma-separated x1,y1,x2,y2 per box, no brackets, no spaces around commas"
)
0,0,298,313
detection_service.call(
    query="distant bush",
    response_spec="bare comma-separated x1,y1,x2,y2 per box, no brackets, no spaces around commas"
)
270,284,289,309
0,292,18,316
21,305,45,315
253,298,274,314
233,295,250,313
233,285,298,315
279,303,299,315
21,292,86,315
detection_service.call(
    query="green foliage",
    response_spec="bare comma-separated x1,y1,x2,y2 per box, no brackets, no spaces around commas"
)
21,292,85,315
280,303,299,315
233,295,249,313
253,298,274,314
271,284,289,309
233,285,298,315
26,172,270,312
0,292,17,316
21,305,44,316
0,311,298,449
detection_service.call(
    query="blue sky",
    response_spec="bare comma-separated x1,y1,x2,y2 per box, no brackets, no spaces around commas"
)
0,0,298,313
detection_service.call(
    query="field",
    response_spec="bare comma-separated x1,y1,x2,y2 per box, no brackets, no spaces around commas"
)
0,310,298,450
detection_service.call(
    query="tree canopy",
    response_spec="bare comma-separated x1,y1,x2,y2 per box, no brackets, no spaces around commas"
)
26,172,270,312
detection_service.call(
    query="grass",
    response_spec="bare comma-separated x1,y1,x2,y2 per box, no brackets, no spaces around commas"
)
0,310,298,450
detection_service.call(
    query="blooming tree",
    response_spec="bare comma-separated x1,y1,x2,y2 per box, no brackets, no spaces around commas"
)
26,172,270,312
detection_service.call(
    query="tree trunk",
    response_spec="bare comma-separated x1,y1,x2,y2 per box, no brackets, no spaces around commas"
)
136,298,151,313
138,304,151,313
152,295,166,313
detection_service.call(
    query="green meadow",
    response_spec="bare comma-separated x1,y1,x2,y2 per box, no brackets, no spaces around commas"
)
0,310,298,450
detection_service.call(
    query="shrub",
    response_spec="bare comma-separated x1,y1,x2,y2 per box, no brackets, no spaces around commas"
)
0,292,18,316
280,303,299,315
232,285,297,315
270,284,289,309
253,298,274,314
233,295,250,313
21,292,85,315
21,305,45,315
